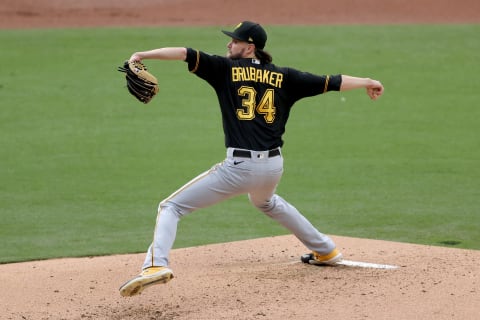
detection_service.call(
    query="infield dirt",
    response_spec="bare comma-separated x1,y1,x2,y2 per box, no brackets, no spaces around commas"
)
1,1,479,319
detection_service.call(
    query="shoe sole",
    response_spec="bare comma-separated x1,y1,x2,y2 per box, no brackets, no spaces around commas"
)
119,268,174,297
301,252,343,266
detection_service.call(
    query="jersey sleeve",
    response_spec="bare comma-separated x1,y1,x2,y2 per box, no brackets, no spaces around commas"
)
285,68,342,100
185,48,229,86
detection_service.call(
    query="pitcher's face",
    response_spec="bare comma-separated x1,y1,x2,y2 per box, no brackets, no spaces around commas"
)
226,38,254,59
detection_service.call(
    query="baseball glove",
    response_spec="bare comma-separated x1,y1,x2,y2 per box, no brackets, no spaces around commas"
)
118,60,159,104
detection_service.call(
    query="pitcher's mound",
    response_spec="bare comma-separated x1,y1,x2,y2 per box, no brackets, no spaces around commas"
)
1,235,479,319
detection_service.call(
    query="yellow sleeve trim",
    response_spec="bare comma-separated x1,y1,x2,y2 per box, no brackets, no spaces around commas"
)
191,50,200,73
323,75,330,93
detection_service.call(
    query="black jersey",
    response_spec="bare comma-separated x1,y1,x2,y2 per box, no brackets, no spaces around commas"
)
185,48,342,151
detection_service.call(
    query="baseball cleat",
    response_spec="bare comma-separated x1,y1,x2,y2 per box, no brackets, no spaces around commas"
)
119,266,174,297
301,248,343,266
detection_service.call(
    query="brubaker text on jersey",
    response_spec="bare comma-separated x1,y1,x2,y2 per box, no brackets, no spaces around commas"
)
231,66,284,88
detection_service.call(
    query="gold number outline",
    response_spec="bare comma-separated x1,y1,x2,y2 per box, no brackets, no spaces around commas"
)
236,86,276,123
236,86,256,120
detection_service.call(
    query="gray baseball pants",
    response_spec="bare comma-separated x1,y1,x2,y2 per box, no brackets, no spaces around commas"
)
142,147,336,269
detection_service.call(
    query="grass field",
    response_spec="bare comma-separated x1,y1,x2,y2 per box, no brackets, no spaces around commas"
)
0,25,479,263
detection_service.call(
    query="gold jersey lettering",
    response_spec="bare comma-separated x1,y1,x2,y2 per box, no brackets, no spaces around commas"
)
231,67,284,88
250,67,256,81
262,70,270,83
274,73,283,88
268,73,276,87
256,69,263,82
239,68,246,81
232,67,240,81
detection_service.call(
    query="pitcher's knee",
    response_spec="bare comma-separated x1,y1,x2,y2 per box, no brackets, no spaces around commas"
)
249,194,280,214
158,201,190,218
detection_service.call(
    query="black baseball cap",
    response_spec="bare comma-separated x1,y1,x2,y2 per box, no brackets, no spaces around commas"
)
222,21,267,49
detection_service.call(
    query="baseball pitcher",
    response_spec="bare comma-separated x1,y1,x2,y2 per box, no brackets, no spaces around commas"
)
119,21,384,297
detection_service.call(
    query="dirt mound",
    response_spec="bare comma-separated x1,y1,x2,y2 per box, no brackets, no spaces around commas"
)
1,235,479,319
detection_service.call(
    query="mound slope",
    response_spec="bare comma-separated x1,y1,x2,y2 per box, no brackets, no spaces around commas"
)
1,235,479,319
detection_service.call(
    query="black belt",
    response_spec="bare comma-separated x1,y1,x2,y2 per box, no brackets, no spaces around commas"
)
233,149,281,158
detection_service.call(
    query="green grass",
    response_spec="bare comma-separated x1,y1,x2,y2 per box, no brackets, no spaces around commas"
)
1,25,479,263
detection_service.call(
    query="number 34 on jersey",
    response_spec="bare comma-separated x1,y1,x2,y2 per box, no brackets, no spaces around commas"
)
236,86,276,124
